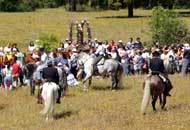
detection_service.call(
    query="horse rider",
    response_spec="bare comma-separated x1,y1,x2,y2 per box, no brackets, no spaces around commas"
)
93,41,105,74
149,50,172,96
39,60,61,104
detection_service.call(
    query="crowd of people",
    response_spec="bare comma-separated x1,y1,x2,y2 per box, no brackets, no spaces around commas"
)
0,37,190,92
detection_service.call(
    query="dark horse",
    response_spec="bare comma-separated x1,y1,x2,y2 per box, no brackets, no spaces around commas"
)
141,75,173,115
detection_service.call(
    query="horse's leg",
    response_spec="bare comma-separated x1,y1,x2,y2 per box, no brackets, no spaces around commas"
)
82,73,92,91
152,95,158,111
111,72,116,90
29,78,35,96
161,94,167,110
88,76,92,88
159,94,163,106
37,81,43,104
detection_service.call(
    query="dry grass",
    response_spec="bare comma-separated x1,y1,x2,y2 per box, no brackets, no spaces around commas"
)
0,74,190,130
0,8,189,49
0,9,190,129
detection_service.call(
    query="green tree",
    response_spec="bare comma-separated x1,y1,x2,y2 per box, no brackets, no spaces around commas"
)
150,6,188,45
38,33,59,52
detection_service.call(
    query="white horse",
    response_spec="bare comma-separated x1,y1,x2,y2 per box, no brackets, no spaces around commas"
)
40,82,59,120
77,52,123,91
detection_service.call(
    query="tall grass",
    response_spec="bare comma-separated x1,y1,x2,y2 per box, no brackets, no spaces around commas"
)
0,8,189,49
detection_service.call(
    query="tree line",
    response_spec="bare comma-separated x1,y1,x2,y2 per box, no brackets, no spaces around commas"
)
0,0,189,13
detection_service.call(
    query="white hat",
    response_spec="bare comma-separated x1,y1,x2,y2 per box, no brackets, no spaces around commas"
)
94,38,98,41
118,40,123,43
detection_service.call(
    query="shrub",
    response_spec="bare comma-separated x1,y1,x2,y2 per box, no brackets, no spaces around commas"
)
37,33,59,52
149,6,188,45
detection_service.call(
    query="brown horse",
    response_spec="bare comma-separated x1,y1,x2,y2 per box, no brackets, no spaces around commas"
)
141,75,173,115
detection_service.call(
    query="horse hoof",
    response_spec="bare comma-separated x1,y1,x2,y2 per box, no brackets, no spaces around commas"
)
142,113,146,115
162,108,167,111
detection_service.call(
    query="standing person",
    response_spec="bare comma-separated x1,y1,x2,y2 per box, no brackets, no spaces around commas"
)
28,41,36,54
54,62,65,97
149,51,172,96
0,47,4,85
11,57,20,88
2,62,13,90
41,61,60,104
181,44,190,76
107,40,117,52
126,37,134,49
134,37,143,49
70,48,78,78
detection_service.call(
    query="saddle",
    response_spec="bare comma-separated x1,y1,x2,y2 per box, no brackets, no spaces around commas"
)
150,72,171,96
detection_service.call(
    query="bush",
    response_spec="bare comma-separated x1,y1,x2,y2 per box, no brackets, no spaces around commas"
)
37,33,59,52
149,6,188,45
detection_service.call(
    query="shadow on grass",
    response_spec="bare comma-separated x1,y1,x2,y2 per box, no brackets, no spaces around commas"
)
0,106,5,110
92,86,129,91
54,110,77,120
96,15,151,19
167,103,190,111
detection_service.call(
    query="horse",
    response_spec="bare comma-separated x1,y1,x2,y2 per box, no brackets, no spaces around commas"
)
40,82,59,120
21,62,39,95
141,75,173,115
76,52,123,91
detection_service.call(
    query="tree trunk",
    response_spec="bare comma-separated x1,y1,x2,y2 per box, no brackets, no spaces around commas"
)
69,0,76,11
128,0,133,18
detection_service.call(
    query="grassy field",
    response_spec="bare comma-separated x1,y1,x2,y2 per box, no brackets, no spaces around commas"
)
0,8,189,49
0,74,190,130
0,8,190,130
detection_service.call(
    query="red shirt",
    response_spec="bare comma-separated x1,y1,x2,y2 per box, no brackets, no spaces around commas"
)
12,63,20,76
107,43,117,52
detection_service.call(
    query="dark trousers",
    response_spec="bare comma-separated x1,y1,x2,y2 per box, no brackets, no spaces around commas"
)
93,55,103,71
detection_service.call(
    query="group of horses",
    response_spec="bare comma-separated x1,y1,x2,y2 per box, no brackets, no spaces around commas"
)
21,51,172,120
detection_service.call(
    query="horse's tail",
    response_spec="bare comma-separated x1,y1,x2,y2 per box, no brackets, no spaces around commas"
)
41,84,54,115
117,63,124,88
141,76,151,115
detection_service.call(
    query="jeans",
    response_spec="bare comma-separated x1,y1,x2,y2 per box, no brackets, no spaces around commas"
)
181,58,190,76
4,76,12,90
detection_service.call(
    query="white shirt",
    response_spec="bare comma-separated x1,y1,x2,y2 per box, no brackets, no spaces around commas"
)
3,67,12,77
28,45,36,53
41,52,47,63
95,45,105,55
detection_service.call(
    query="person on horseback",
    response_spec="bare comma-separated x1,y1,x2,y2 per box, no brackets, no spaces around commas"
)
40,60,61,104
93,41,105,75
149,50,172,96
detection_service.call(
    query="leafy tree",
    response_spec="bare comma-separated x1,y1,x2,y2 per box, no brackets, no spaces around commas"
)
150,6,188,45
37,33,59,52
